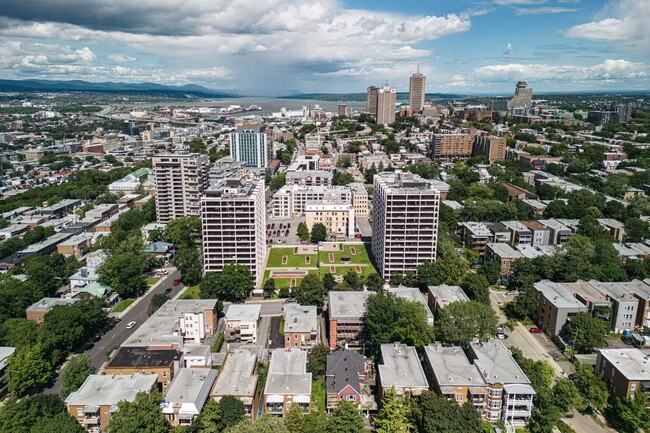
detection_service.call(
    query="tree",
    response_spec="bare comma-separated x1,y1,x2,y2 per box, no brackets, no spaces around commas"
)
374,387,413,433
605,392,650,433
285,402,305,433
200,272,221,299
478,261,501,285
224,415,289,433
7,344,52,396
173,246,202,285
563,312,607,353
333,281,354,291
0,394,68,433
343,270,362,290
192,398,221,433
219,396,246,430
435,301,498,347
61,354,94,398
307,344,329,377
210,264,254,302
165,217,201,250
147,293,168,316
460,273,490,305
322,273,336,292
551,379,582,414
411,391,486,433
333,171,355,186
625,217,650,242
573,363,609,412
269,173,287,191
0,318,39,348
293,274,324,309
98,253,147,298
310,223,327,243
576,215,608,241
263,278,276,298
105,391,169,433
297,222,310,242
24,256,59,296
30,412,85,433
364,272,383,291
327,401,366,433
365,292,435,349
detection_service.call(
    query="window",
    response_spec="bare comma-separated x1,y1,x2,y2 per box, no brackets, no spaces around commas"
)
347,394,356,401
163,371,167,377
631,384,636,391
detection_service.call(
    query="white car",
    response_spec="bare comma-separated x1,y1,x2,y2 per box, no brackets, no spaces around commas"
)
126,321,137,329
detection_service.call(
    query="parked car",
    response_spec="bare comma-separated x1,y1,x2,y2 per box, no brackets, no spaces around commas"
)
287,223,291,228
506,291,518,295
164,288,172,295
271,223,275,229
154,269,169,276
126,321,137,329
529,327,543,334
173,279,181,286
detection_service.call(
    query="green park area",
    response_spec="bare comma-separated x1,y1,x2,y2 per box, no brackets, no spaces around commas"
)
266,247,318,268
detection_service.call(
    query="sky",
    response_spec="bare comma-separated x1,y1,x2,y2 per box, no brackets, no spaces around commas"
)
0,0,648,95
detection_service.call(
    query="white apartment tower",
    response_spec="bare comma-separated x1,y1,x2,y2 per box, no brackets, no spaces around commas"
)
376,87,397,125
201,177,267,287
230,124,273,168
153,153,210,224
409,72,426,111
372,171,440,279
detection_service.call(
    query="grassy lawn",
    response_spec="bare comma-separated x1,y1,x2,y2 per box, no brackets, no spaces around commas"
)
179,285,200,299
111,298,135,313
267,247,318,268
311,378,326,413
263,269,319,289
146,277,161,286
319,264,377,277
325,244,372,265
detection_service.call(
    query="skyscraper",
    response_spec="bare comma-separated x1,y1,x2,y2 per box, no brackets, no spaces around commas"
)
201,176,266,287
409,72,426,111
366,86,379,117
372,171,440,279
507,81,533,112
230,124,273,168
153,153,210,223
337,104,347,117
376,87,397,125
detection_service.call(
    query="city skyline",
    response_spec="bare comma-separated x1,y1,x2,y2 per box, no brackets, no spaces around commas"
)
0,0,648,94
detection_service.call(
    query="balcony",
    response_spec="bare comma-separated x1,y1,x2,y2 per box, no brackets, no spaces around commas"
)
82,415,100,425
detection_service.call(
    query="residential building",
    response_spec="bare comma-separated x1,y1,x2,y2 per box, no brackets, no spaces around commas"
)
458,222,494,255
305,201,355,239
26,298,79,325
473,135,507,163
376,87,397,124
533,280,588,336
66,374,158,432
427,285,469,317
284,304,318,350
85,203,118,221
485,243,523,277
286,170,333,187
596,348,650,399
328,291,371,349
501,221,533,245
230,124,273,168
372,171,440,279
272,184,351,218
326,349,373,411
208,157,247,184
153,153,210,223
57,233,95,257
432,133,473,161
263,349,312,417
103,347,181,392
588,281,639,332
211,349,258,416
161,368,217,427
349,183,369,217
201,177,266,287
224,304,261,343
387,286,434,324
41,199,82,216
378,343,429,398
409,72,426,111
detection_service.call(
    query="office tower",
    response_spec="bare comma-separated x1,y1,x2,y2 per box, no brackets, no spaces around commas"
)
201,177,266,287
473,135,507,163
122,120,139,136
409,72,426,111
372,171,440,279
366,86,379,117
153,153,210,224
507,80,533,112
432,133,473,161
376,87,397,125
337,104,347,117
230,124,273,168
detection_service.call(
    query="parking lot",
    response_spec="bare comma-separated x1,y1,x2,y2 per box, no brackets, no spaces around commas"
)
266,216,302,245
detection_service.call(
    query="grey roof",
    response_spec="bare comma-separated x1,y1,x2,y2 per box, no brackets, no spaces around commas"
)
328,291,371,321
284,304,318,334
598,349,650,381
487,243,523,259
225,304,261,322
428,285,469,308
144,241,174,253
163,368,217,413
26,297,79,312
469,339,532,386
387,286,433,322
534,280,588,310
212,349,258,397
0,346,15,371
65,374,157,407
424,344,483,387
378,343,429,390
326,349,366,395
264,349,312,396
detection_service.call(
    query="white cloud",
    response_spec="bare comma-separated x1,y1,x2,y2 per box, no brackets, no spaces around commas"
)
564,0,650,54
504,43,516,55
492,0,547,4
106,53,136,63
514,6,577,15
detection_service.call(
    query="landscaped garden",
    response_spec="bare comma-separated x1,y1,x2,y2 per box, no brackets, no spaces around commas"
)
266,247,318,268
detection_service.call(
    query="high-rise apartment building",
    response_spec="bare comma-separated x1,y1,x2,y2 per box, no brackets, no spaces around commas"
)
376,87,397,125
372,171,440,279
201,177,266,287
473,135,507,163
337,104,347,117
366,86,379,117
432,133,473,161
409,72,426,111
153,153,210,224
230,124,273,168
507,81,533,112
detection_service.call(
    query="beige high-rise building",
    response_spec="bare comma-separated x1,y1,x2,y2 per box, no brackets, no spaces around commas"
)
372,171,440,279
153,153,210,224
409,73,426,111
201,177,267,287
473,135,507,163
432,133,473,161
376,87,397,125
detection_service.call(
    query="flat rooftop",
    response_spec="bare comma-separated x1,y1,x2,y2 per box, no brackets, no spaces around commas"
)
264,349,312,396
26,297,79,312
284,304,318,334
424,344,484,387
387,286,433,321
599,348,650,381
563,281,611,306
487,243,523,259
212,349,258,397
428,285,469,308
164,368,217,407
106,346,180,368
469,339,533,386
225,304,261,322
65,374,157,407
534,280,588,310
379,343,429,390
328,291,371,321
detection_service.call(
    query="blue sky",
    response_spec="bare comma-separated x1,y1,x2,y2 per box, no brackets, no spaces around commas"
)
0,0,647,94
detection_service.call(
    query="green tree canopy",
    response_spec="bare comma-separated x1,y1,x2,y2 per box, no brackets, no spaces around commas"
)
61,354,94,398
293,274,325,309
6,344,52,396
460,273,490,305
410,391,486,433
435,301,498,347
310,223,327,243
374,387,413,433
105,392,169,433
98,252,147,298
307,344,330,377
562,312,608,353
0,394,68,433
203,265,254,302
326,400,367,433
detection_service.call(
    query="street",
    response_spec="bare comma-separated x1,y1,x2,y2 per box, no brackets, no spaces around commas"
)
45,268,183,395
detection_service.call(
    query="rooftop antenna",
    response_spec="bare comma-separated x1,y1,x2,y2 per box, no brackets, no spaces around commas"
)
417,63,420,74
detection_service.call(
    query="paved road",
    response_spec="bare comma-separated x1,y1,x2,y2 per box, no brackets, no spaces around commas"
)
269,316,283,349
45,269,183,395
563,411,614,433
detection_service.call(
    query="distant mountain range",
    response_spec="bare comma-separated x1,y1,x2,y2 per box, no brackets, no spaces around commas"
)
0,79,238,97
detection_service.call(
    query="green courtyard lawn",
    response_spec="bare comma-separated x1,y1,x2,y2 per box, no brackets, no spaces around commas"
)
319,264,376,278
111,298,135,313
146,276,161,286
263,269,320,289
266,247,318,268
179,285,200,299
323,244,372,265
311,378,326,413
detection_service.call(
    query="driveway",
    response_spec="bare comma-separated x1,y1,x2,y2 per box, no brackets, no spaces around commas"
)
504,323,565,377
269,316,284,349
563,411,616,433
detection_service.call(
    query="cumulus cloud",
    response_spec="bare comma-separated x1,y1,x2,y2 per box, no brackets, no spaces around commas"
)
106,53,136,63
504,43,516,55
